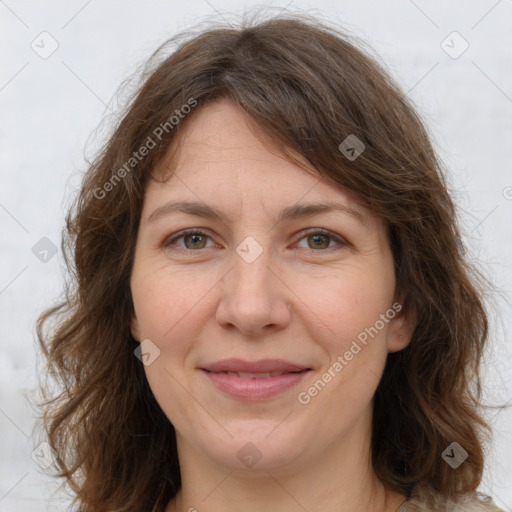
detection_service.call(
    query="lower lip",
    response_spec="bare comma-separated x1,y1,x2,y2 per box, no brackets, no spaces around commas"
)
201,370,310,401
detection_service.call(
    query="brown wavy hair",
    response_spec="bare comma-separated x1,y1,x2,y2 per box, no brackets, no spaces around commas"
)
35,11,493,511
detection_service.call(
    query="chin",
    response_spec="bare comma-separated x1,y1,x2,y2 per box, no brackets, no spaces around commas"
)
190,421,308,472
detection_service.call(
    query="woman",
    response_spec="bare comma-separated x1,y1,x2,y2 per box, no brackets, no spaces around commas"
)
36,13,504,512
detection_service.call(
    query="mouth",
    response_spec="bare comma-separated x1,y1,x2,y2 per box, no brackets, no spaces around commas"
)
199,359,312,400
201,358,310,374
202,370,307,379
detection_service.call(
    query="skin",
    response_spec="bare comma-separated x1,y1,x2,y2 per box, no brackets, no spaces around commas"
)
130,98,415,512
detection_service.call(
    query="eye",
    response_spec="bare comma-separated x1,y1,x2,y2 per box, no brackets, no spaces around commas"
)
163,229,216,251
163,228,347,252
294,228,347,251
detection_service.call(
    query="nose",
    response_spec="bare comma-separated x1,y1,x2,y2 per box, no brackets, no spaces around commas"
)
215,245,292,337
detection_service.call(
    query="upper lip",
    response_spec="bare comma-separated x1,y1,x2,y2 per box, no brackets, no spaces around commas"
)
201,359,310,373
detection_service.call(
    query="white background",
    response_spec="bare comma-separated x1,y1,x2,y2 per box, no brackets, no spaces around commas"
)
1,0,511,510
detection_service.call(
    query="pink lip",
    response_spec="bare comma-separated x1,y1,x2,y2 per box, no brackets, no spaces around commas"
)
200,359,311,401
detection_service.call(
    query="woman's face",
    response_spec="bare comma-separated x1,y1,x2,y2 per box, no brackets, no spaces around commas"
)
130,98,411,473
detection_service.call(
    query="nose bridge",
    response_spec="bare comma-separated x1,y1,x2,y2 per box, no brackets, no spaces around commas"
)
230,233,274,298
216,233,290,334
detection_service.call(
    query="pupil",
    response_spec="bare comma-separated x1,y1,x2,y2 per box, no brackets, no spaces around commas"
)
311,234,328,249
187,234,204,249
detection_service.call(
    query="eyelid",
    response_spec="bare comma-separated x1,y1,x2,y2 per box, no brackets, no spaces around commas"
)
162,227,349,252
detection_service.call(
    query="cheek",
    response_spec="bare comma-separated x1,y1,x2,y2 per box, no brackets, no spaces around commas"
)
318,273,394,397
296,264,394,353
131,266,215,343
297,265,394,411
131,268,211,422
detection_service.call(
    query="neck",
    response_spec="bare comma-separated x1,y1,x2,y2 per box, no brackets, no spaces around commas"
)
166,410,406,512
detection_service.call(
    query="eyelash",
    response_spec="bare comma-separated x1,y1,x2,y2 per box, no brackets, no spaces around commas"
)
162,228,348,253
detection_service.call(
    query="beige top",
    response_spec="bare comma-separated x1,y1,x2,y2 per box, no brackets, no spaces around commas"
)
396,487,505,512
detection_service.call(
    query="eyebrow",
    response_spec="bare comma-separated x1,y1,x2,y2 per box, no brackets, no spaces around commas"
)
147,200,368,228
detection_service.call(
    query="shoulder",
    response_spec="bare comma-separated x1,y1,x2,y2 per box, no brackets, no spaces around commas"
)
399,486,506,512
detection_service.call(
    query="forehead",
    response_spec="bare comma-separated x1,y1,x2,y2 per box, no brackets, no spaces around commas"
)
143,99,378,230
154,98,318,183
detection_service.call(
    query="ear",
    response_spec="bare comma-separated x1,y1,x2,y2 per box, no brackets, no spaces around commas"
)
387,300,416,353
131,316,141,342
